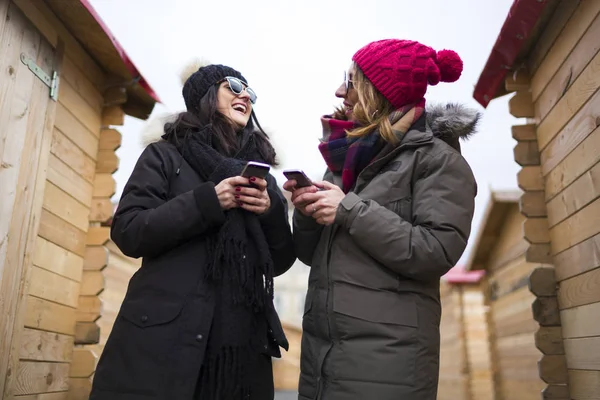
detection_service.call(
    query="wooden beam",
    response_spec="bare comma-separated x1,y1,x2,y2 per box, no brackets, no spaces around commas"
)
505,69,530,92
514,140,541,166
102,105,125,127
520,191,546,217
68,377,92,400
512,124,537,141
80,271,105,296
103,86,127,107
526,243,553,264
535,326,565,355
523,218,550,244
509,91,535,118
532,296,561,326
93,173,116,198
89,197,113,223
96,150,119,174
83,246,108,271
98,128,122,151
541,384,569,400
518,166,544,191
76,296,102,323
538,354,568,384
86,227,110,247
529,267,557,297
70,348,97,378
74,322,100,345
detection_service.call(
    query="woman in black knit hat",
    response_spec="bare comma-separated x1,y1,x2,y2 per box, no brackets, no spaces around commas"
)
90,62,296,400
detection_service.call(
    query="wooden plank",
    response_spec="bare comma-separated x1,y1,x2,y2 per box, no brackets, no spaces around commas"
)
538,354,568,385
14,361,70,395
512,124,537,141
545,124,600,206
33,236,82,282
532,296,561,326
561,302,600,339
520,191,546,218
58,79,102,136
99,128,122,151
29,266,79,308
518,166,544,191
526,244,553,264
42,181,90,232
523,218,550,244
541,384,569,400
18,328,73,362
535,326,565,355
103,86,127,107
67,377,92,400
536,14,600,123
505,70,530,92
93,173,116,198
11,0,105,85
70,348,97,378
564,336,600,370
537,47,600,152
1,13,60,397
96,150,119,173
558,267,600,310
15,392,68,400
526,0,581,76
54,102,98,160
553,233,600,281
514,140,541,166
80,270,104,296
508,91,534,118
550,197,600,255
89,198,113,223
83,246,109,271
38,209,86,257
50,127,96,183
87,227,110,247
61,55,103,113
74,322,100,345
547,160,600,229
529,267,557,297
24,296,75,336
47,153,93,208
102,106,125,127
568,370,600,400
76,296,102,323
9,0,57,47
530,0,600,101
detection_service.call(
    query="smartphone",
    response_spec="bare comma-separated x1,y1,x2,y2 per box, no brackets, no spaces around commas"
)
241,161,271,179
283,169,313,188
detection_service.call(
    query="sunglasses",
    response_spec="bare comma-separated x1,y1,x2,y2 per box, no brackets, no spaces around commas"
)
344,71,354,92
218,76,257,104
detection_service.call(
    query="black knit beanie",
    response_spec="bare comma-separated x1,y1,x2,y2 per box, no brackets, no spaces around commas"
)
182,64,247,113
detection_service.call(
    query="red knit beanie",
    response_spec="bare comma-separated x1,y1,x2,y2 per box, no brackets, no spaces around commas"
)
352,39,463,109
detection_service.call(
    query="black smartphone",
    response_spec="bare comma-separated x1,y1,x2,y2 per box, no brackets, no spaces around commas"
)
283,169,313,188
241,161,270,179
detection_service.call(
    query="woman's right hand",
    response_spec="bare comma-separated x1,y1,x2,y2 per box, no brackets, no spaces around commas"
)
283,179,319,217
215,176,250,210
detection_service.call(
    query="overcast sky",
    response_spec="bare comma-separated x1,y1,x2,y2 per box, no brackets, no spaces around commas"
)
89,0,521,265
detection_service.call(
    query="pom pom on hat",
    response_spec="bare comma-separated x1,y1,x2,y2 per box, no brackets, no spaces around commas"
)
179,58,210,86
436,50,463,83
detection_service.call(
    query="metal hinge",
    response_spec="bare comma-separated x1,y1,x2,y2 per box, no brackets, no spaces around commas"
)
20,53,59,101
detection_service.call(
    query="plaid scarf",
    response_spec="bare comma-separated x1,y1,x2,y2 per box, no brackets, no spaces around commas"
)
318,102,425,193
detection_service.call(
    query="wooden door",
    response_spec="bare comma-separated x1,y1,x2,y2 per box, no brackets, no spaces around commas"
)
0,0,60,395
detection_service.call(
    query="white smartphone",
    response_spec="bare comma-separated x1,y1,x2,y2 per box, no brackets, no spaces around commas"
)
241,161,271,179
283,169,313,188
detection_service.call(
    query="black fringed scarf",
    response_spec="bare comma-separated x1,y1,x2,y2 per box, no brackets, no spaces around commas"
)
169,126,275,399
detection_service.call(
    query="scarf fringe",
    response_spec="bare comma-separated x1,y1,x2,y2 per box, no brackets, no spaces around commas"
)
196,346,249,400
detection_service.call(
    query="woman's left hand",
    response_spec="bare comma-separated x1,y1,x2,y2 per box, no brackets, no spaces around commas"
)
235,177,271,215
295,181,345,225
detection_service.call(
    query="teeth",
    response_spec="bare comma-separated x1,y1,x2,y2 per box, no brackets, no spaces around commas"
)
233,104,246,113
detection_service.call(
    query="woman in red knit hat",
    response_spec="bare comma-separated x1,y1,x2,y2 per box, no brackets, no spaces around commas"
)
284,39,480,400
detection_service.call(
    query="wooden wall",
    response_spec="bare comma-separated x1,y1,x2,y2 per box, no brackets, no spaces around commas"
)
504,1,600,398
0,0,127,397
484,205,545,400
438,281,493,400
273,324,302,392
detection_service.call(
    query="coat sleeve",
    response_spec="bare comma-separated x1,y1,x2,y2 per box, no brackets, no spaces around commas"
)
111,143,226,259
334,150,476,282
258,176,296,276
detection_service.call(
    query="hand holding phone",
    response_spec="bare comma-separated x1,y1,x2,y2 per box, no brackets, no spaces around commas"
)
283,169,313,188
241,161,270,180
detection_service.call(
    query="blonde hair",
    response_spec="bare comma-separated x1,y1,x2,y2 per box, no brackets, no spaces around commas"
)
347,64,397,143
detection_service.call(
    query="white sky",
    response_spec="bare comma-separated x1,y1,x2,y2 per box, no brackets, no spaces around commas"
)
89,0,522,265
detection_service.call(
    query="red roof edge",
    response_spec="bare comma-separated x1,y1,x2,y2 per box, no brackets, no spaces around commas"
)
443,265,485,284
473,0,549,107
78,0,161,104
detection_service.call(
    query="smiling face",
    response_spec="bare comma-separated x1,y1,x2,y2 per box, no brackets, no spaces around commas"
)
335,64,360,121
216,80,252,130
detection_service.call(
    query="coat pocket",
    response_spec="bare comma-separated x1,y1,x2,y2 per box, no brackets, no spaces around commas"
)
384,187,413,222
331,282,417,386
120,298,183,327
